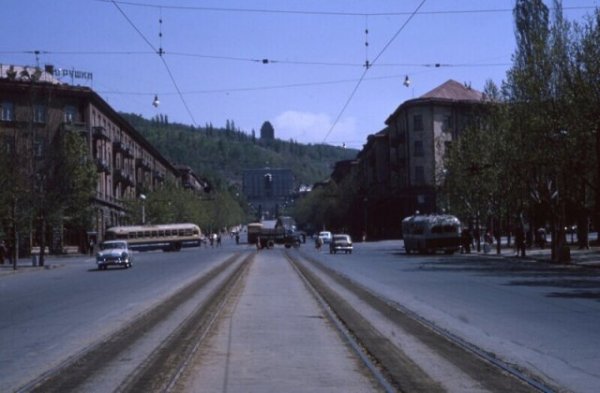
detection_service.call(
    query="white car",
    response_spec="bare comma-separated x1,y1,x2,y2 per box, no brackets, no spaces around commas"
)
318,231,332,244
330,234,353,254
96,240,132,270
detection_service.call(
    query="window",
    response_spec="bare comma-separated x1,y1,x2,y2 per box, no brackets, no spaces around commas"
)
443,115,454,131
33,104,46,124
33,139,44,159
415,166,425,185
64,105,77,123
413,114,423,131
1,101,15,121
413,141,424,157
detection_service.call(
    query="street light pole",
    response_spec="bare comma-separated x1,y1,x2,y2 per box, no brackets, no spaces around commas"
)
140,194,146,225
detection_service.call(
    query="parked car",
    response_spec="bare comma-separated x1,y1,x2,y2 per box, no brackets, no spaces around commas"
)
96,240,132,270
318,231,333,244
330,234,353,254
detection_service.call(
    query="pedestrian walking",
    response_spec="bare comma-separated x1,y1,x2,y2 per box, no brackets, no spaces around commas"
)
461,229,472,254
316,236,323,252
515,225,526,257
0,240,6,264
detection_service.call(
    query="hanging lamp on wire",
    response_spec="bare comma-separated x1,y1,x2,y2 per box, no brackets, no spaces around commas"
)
153,8,163,108
403,75,411,87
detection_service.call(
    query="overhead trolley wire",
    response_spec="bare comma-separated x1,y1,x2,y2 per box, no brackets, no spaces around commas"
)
110,0,198,126
322,0,427,144
97,1,595,17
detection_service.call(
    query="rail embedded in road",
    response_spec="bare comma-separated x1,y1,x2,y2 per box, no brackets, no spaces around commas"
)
287,249,553,393
19,252,253,393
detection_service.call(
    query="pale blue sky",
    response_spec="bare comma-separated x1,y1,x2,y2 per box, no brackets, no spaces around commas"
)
1,0,597,148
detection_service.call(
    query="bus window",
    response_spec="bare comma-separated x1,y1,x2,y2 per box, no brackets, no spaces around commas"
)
116,233,128,239
151,231,157,237
158,230,164,237
144,231,150,237
178,229,184,236
193,229,199,235
137,231,143,238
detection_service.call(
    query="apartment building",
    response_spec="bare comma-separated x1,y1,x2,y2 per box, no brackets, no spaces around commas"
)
0,64,179,251
348,80,485,238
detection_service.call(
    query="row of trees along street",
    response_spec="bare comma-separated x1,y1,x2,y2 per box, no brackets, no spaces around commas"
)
443,0,600,262
291,1,600,264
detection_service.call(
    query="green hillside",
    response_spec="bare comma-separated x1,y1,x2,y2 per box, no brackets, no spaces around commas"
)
121,113,358,190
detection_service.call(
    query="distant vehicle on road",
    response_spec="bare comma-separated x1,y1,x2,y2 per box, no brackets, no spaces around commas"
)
247,216,302,249
318,231,333,244
104,223,202,252
330,234,353,254
402,214,461,254
96,240,132,270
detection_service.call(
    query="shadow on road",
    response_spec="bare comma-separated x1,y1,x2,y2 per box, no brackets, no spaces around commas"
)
413,256,600,301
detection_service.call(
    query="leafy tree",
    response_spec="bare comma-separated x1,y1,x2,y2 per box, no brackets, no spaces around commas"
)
35,128,96,265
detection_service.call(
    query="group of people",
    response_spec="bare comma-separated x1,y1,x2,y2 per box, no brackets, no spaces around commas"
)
207,233,222,247
460,226,548,257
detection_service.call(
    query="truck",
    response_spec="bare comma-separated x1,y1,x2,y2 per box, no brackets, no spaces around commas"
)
246,216,302,249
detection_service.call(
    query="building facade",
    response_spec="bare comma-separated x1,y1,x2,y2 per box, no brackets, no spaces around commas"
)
0,65,182,253
338,80,485,239
242,168,295,220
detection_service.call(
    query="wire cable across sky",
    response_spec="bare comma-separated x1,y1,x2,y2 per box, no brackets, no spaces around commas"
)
110,0,198,126
321,0,427,144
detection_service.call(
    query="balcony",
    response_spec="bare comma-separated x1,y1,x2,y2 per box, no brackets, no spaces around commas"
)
153,170,165,182
61,122,87,137
95,158,111,173
136,157,152,170
114,141,134,158
114,168,135,186
92,126,110,141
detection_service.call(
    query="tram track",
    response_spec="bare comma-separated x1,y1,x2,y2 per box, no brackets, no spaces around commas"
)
287,250,554,393
19,252,253,393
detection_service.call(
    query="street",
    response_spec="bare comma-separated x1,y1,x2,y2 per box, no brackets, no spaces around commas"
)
1,237,599,392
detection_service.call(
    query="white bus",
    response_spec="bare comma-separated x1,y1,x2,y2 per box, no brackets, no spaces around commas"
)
104,223,202,252
402,214,461,255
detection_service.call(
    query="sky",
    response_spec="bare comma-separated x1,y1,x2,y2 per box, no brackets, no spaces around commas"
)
1,0,598,149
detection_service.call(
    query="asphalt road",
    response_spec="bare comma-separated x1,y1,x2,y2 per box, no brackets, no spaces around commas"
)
0,243,239,392
308,240,600,393
2,238,599,392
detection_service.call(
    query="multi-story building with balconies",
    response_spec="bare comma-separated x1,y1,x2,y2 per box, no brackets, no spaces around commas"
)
0,64,181,253
344,80,485,239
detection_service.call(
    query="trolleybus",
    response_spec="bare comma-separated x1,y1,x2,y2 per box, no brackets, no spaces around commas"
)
104,223,202,252
402,214,461,254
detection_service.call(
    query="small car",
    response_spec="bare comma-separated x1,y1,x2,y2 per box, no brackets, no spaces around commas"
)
96,240,132,270
318,231,333,244
329,234,353,254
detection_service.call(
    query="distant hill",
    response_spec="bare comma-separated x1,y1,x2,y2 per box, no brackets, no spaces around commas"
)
121,113,358,190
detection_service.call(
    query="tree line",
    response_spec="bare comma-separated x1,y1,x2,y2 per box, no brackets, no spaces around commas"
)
292,1,600,263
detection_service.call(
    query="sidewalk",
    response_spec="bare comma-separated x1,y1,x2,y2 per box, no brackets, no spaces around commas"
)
466,243,600,268
0,253,92,276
